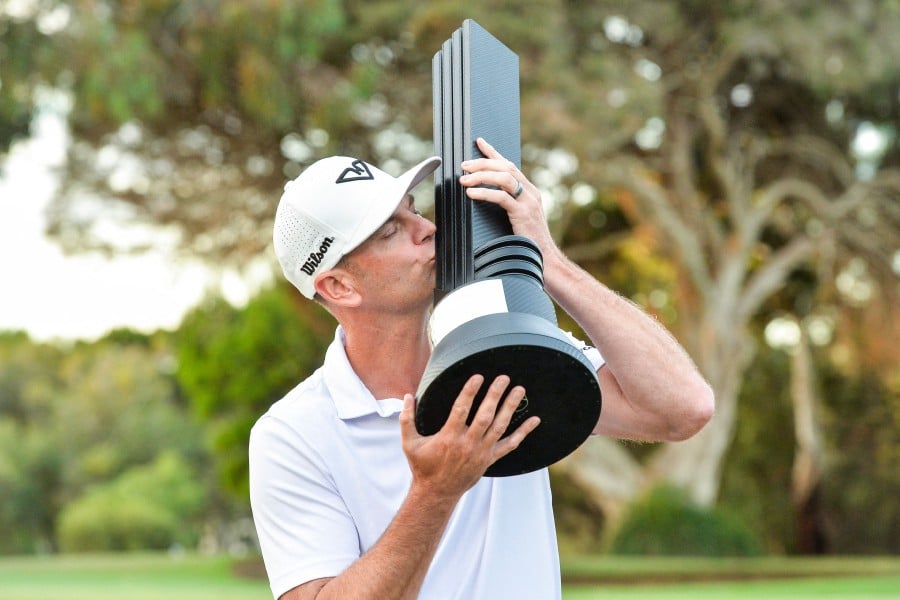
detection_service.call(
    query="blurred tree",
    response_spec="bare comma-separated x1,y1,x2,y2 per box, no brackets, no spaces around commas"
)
1,0,568,260
54,335,206,490
0,5,51,155
0,332,63,425
788,326,828,553
0,420,63,553
818,362,900,554
718,343,796,553
548,0,899,522
0,333,65,552
718,331,900,555
57,450,207,551
609,484,762,557
0,330,209,552
175,282,333,497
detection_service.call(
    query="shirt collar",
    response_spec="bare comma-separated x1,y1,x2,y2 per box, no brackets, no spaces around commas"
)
323,326,405,420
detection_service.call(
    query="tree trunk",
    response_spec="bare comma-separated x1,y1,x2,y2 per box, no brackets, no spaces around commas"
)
790,327,828,553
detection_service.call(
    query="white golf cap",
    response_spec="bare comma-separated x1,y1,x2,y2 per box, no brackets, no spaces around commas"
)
273,154,441,299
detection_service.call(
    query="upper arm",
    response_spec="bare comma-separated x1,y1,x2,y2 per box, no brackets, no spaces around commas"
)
250,417,360,597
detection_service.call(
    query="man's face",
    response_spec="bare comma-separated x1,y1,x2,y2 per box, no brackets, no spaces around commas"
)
341,194,436,313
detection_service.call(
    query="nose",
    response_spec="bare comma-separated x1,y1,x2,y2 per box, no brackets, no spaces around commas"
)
415,213,437,244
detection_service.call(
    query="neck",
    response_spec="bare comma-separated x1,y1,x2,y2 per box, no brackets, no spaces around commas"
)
340,309,432,400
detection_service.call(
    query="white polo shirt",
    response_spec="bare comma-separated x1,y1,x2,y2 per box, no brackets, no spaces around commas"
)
249,327,604,600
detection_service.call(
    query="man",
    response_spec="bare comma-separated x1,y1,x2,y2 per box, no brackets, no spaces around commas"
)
249,137,714,599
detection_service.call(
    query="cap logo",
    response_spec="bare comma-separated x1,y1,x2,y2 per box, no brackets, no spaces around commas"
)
335,159,374,184
300,236,336,275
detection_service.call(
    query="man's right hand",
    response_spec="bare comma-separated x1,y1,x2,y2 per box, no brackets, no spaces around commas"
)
399,374,541,501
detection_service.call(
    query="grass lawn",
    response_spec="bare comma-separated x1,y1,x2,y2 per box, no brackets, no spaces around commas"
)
563,576,900,599
561,556,900,599
0,552,898,599
0,553,271,600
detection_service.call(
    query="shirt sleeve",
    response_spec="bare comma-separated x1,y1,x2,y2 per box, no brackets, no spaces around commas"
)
249,415,359,599
561,330,605,371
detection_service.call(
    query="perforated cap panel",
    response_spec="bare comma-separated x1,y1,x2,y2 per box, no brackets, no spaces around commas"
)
273,200,343,298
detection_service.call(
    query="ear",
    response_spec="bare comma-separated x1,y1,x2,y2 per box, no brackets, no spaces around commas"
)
314,268,362,307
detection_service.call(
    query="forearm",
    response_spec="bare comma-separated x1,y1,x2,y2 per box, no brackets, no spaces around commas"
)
306,484,458,600
543,248,714,441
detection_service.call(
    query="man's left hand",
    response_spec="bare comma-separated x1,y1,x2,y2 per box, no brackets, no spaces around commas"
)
459,137,558,263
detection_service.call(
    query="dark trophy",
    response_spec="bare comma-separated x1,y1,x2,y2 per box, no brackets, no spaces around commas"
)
415,20,602,476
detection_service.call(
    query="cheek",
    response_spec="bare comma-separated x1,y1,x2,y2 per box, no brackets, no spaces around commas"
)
354,245,428,289
358,256,407,288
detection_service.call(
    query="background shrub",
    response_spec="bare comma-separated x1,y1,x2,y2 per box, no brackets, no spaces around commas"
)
58,494,177,551
610,485,763,556
57,452,205,552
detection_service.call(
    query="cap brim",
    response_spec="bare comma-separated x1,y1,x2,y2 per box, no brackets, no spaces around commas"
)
343,156,441,252
398,155,442,196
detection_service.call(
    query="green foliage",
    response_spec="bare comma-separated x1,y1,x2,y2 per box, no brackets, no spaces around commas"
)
720,343,900,555
0,332,62,424
719,346,796,553
56,451,205,552
0,420,63,553
610,485,763,557
0,332,210,554
53,339,207,488
57,497,176,552
0,16,53,150
819,364,900,554
550,468,606,553
38,0,351,135
176,283,333,497
74,26,166,126
0,335,66,552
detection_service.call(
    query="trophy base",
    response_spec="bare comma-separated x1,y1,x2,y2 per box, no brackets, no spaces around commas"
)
416,312,602,477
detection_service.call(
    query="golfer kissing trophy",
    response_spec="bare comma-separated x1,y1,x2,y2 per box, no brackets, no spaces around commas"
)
415,20,602,476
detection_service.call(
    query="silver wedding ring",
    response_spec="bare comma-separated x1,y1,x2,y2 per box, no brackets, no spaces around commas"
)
513,181,524,198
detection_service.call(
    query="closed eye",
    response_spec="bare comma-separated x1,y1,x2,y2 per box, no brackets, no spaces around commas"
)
378,218,399,238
